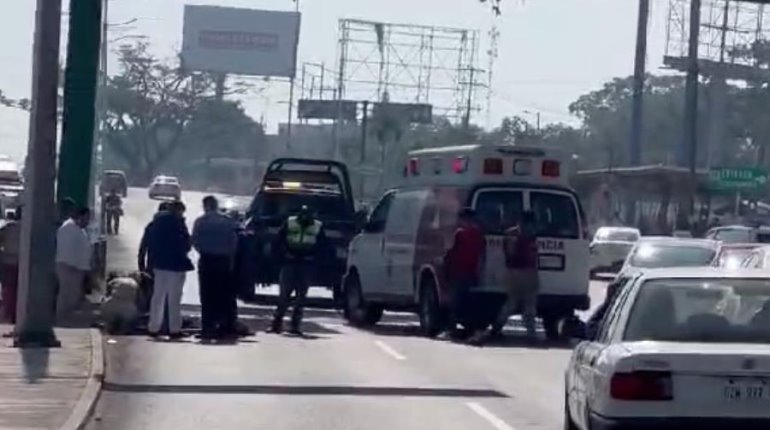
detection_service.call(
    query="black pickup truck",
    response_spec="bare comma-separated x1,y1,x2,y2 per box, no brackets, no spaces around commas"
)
236,158,361,303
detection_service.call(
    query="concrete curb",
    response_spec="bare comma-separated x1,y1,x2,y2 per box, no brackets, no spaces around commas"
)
59,329,104,430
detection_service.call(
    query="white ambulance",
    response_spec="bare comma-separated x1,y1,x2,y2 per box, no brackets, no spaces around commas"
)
342,144,590,340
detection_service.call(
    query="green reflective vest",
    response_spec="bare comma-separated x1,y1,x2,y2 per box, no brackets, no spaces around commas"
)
286,217,322,250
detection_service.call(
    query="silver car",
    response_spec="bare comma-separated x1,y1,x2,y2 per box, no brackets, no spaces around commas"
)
148,175,181,200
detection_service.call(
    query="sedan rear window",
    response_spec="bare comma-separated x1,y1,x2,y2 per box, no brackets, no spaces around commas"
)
628,243,716,269
625,279,770,343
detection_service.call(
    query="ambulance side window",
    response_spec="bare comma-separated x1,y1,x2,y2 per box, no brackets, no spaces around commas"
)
530,192,580,239
366,192,396,233
474,190,524,234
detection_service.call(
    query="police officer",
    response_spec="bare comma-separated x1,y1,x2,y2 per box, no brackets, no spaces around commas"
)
268,205,327,336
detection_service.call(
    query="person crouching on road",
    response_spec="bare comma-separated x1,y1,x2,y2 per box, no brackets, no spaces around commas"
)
268,205,327,336
0,207,21,331
441,207,486,342
55,207,93,322
192,196,239,341
496,211,540,343
146,200,194,340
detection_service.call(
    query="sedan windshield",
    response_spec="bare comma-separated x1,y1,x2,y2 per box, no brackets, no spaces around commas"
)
628,243,716,269
625,279,770,343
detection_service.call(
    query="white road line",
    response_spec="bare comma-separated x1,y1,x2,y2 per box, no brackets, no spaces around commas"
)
374,340,406,361
466,402,516,430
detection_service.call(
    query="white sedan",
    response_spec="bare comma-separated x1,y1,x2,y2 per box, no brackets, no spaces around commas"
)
590,227,640,275
566,268,770,429
148,176,181,200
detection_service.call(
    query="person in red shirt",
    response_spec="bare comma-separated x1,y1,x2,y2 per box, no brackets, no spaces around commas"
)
441,207,486,340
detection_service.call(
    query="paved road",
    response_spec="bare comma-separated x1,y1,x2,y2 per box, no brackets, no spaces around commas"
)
91,187,609,430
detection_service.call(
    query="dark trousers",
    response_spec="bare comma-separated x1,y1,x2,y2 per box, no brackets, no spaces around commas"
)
1,263,18,324
198,254,236,337
272,262,311,330
448,275,476,331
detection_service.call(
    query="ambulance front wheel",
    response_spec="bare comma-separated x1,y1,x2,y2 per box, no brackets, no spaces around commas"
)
343,273,383,327
419,277,447,338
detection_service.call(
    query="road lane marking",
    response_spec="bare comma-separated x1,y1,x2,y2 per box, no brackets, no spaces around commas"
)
466,402,516,430
374,340,406,361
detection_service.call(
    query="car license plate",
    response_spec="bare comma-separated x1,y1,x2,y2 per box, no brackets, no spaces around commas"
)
538,254,564,271
723,379,769,401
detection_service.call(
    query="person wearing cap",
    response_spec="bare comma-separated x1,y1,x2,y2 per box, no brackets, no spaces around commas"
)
441,207,486,341
268,205,327,336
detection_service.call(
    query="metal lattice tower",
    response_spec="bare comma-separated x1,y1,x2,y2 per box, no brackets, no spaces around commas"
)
666,0,770,75
335,19,485,123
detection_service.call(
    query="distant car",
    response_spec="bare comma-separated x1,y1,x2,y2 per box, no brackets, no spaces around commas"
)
705,225,770,244
220,196,249,221
713,243,762,270
148,176,181,200
705,225,756,243
590,227,640,275
566,268,770,430
617,237,720,281
100,170,128,197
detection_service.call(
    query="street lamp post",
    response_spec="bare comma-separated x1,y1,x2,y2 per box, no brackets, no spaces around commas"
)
523,109,541,133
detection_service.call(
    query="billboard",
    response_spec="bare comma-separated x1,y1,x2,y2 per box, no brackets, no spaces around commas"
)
372,103,433,124
298,100,358,121
182,5,300,77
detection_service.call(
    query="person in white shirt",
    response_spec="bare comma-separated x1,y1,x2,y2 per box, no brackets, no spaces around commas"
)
55,207,92,320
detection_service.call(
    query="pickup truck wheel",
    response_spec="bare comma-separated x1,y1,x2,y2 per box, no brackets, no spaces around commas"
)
419,279,445,338
344,274,383,327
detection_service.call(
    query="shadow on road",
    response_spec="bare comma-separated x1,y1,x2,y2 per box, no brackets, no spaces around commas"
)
102,382,509,398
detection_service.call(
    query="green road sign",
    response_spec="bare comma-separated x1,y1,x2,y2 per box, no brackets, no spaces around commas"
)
709,167,768,191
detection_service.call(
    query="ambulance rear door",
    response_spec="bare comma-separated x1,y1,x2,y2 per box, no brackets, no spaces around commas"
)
528,188,590,299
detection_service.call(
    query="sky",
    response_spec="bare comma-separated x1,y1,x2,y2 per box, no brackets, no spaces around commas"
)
0,0,673,162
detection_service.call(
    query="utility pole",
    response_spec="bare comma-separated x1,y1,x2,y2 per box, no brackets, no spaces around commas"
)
58,0,103,208
626,0,650,226
286,0,301,153
630,0,649,167
683,0,702,223
15,0,64,348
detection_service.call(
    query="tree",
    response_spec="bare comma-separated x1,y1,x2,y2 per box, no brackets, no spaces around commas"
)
102,41,255,184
